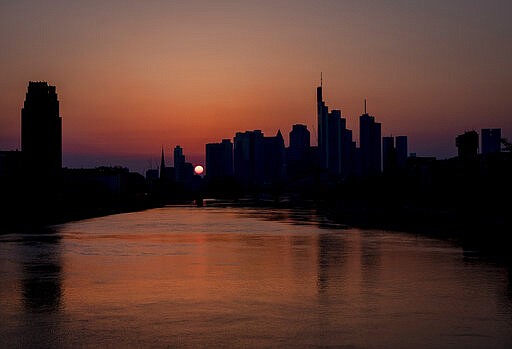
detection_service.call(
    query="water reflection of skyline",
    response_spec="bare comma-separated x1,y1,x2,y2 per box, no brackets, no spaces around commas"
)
0,206,511,348
0,228,64,348
20,230,63,313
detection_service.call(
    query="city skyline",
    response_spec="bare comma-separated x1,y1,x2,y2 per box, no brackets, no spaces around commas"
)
2,78,508,173
1,1,511,173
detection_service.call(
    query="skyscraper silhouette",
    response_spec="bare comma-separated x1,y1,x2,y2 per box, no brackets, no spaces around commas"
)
317,78,329,170
382,135,408,173
174,145,185,182
234,130,264,187
340,120,354,179
21,81,62,178
382,136,395,173
317,77,352,176
327,109,342,175
263,130,285,184
288,124,313,180
359,101,381,175
206,139,233,180
395,136,408,169
289,124,310,163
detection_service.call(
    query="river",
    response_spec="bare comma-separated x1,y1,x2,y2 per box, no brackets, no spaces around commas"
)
1,205,511,348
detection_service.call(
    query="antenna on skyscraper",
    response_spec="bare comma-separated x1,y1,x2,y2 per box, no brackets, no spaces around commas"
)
321,72,323,88
364,98,367,114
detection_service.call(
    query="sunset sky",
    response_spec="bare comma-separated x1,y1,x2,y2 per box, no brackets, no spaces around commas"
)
1,0,511,173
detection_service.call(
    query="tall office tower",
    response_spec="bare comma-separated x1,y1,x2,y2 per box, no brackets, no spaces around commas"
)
456,131,479,159
481,128,501,154
317,76,348,176
382,136,395,173
395,136,408,169
289,124,310,163
317,78,329,169
263,130,285,184
352,143,362,178
21,81,62,178
205,139,233,180
359,100,381,175
234,130,264,187
340,125,353,179
173,145,186,182
174,145,185,168
327,110,342,175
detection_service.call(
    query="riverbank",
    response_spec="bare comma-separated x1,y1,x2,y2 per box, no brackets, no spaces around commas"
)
200,196,512,259
322,206,510,256
0,196,164,232
2,193,510,260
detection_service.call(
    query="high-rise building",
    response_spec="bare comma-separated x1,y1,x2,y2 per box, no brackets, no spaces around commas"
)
352,144,362,177
317,75,330,170
395,136,408,170
174,145,185,182
173,145,193,183
456,131,478,159
174,145,185,169
289,124,310,163
21,81,62,178
206,139,233,180
234,130,264,187
340,124,354,179
382,136,395,173
481,128,501,154
327,109,342,175
233,130,285,187
382,135,408,173
316,77,353,177
288,124,315,180
263,130,285,184
359,101,381,175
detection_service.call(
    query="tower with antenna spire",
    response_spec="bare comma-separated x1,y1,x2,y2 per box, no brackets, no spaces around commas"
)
317,73,329,169
359,99,382,175
316,74,353,177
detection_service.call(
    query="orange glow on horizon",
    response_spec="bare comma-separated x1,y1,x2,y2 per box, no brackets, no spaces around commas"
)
1,1,511,172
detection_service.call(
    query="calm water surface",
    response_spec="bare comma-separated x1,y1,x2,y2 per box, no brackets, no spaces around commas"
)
1,206,511,348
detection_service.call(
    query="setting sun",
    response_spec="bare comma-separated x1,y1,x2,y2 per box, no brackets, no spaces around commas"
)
194,165,204,175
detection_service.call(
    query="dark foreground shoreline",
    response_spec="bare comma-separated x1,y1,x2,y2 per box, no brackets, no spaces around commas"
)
0,197,163,232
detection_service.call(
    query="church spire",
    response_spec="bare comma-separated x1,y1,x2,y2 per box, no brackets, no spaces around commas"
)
160,146,165,179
